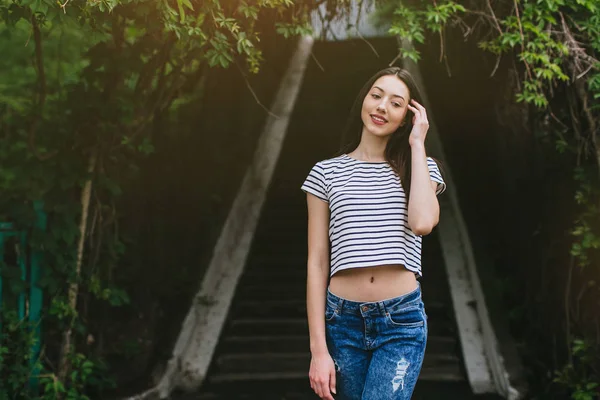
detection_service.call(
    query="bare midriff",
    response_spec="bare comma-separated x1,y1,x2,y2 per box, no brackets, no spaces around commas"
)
328,264,418,303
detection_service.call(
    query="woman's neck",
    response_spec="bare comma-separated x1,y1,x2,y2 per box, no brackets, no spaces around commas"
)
351,132,388,162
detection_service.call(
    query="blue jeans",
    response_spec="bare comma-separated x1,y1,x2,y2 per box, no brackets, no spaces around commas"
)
325,283,428,399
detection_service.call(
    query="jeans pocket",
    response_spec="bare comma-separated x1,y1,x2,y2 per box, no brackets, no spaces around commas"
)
386,306,425,328
325,301,338,322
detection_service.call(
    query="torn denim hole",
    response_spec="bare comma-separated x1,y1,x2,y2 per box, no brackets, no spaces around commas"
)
333,358,340,372
391,358,410,392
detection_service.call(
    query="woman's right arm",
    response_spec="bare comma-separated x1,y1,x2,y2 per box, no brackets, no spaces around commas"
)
306,193,336,400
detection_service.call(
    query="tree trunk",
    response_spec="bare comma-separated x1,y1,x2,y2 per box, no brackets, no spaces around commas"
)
57,150,97,382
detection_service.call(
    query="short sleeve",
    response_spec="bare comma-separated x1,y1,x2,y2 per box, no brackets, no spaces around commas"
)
427,157,446,195
301,162,329,202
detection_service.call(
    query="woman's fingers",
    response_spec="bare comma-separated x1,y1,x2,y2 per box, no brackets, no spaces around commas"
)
411,99,425,109
320,380,335,400
309,356,336,399
310,375,328,399
330,367,337,395
311,378,320,397
408,101,428,125
407,104,422,117
407,104,421,125
410,100,427,115
407,104,418,120
311,374,334,400
410,101,426,113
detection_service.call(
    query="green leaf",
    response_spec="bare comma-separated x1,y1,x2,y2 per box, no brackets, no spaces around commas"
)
180,0,193,11
176,0,186,23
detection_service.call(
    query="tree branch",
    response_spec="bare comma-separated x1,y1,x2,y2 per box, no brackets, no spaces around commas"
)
512,0,533,80
486,0,503,35
29,14,57,160
354,26,379,58
311,51,325,72
235,61,279,118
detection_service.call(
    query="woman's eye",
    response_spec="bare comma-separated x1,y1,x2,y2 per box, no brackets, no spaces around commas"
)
371,94,380,99
393,103,401,108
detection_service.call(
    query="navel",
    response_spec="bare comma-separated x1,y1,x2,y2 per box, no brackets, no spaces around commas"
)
370,276,375,283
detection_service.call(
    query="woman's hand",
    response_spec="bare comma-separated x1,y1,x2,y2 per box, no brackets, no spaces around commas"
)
407,99,429,148
309,352,337,399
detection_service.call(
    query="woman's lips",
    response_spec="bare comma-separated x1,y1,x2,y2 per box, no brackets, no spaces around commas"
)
370,114,387,126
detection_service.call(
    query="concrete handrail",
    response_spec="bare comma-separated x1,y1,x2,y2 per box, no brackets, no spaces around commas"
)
401,39,522,399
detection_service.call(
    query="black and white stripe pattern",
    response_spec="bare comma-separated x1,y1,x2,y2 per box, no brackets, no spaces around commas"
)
301,154,446,277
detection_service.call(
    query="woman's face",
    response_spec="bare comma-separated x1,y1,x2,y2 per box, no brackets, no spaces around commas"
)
360,75,410,138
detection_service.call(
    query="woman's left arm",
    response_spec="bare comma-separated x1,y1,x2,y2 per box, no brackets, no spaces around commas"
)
406,99,440,236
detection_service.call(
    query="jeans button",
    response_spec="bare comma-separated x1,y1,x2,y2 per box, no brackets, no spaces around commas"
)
362,306,368,312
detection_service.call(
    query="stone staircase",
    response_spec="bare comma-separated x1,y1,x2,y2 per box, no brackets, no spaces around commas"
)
191,186,471,396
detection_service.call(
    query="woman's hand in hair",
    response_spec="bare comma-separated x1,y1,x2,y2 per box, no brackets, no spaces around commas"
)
309,352,337,400
407,99,429,148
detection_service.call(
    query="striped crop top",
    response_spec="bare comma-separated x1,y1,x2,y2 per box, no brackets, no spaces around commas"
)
301,154,446,277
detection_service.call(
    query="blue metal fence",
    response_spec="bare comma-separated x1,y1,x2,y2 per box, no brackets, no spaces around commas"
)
0,201,46,389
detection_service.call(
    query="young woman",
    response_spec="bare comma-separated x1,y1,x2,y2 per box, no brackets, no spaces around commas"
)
301,67,446,400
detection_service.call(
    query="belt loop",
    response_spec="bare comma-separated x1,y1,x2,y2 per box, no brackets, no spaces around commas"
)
378,302,386,315
337,296,344,314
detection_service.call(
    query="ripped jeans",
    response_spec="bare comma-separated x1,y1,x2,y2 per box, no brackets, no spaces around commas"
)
325,283,427,400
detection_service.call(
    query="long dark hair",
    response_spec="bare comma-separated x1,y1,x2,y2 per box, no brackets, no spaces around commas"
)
339,67,423,198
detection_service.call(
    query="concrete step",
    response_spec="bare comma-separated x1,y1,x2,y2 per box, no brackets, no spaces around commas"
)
235,284,306,301
230,300,308,318
245,255,307,268
241,267,307,280
225,318,455,337
193,380,501,400
219,334,459,355
229,299,456,323
209,352,463,383
250,233,306,247
254,222,307,236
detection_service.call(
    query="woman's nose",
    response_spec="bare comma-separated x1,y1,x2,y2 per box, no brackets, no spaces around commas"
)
376,103,386,113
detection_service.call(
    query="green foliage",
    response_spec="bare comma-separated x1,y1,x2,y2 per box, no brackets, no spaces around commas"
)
380,0,599,115
0,309,114,399
554,338,600,400
37,352,114,400
381,1,465,62
0,0,309,395
276,18,313,39
571,168,600,268
0,310,40,398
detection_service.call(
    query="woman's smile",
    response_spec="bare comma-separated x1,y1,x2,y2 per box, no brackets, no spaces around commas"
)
370,114,388,125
